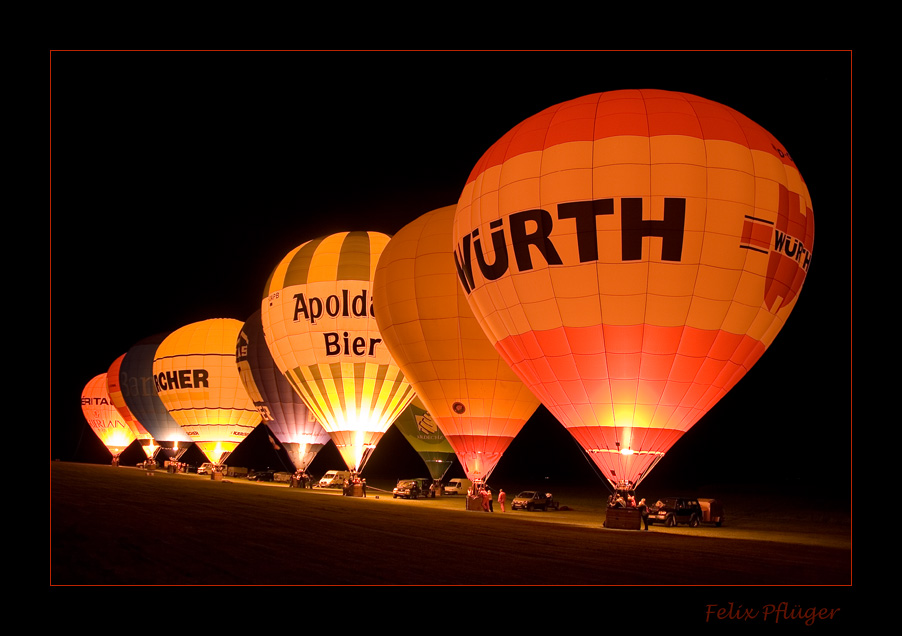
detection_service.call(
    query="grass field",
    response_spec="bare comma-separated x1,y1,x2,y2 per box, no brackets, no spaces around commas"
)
50,461,850,587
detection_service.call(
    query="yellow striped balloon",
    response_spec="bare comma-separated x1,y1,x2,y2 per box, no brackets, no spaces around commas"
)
261,231,416,472
152,319,261,465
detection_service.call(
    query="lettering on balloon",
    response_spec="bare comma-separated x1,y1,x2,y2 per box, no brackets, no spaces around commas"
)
740,216,813,270
288,287,383,358
455,197,687,294
84,417,128,429
773,229,812,270
153,369,210,393
255,404,275,421
292,289,374,324
323,331,383,357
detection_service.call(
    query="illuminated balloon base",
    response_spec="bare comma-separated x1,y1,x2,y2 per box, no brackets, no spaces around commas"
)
194,441,242,467
139,439,158,459
446,438,512,484
419,453,457,482
283,442,327,472
329,429,385,473
565,426,684,487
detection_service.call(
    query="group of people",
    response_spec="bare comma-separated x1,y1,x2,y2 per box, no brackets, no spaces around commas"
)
289,470,314,488
342,473,367,496
468,484,506,512
607,491,650,530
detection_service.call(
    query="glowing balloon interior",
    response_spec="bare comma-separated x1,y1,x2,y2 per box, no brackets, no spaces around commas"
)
152,319,261,465
373,206,540,482
452,89,813,488
237,309,331,471
80,373,137,459
262,231,416,472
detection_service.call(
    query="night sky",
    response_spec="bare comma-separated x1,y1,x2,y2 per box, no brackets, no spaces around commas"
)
50,51,852,493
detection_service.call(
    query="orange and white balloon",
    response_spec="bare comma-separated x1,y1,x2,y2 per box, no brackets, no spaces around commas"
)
453,89,814,488
80,373,137,459
374,206,540,483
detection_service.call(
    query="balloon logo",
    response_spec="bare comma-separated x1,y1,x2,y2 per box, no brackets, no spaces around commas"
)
80,373,137,460
152,319,261,465
261,231,415,473
374,206,541,483
392,397,458,482
452,89,814,488
237,309,331,472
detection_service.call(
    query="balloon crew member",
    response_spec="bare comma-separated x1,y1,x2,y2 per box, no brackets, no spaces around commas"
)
637,498,649,531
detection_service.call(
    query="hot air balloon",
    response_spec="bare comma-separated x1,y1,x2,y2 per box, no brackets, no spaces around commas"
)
373,206,540,483
392,397,457,483
107,353,156,459
152,319,261,466
237,309,331,472
80,373,137,463
452,89,813,490
261,231,416,473
116,333,194,458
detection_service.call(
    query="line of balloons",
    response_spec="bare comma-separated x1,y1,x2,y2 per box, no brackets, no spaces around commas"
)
79,89,813,492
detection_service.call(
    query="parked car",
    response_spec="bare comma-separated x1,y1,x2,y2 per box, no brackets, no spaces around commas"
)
511,490,559,511
247,469,275,482
647,497,703,527
393,478,430,498
197,462,215,475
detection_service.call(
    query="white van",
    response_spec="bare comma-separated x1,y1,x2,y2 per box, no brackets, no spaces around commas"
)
443,478,473,495
316,470,351,488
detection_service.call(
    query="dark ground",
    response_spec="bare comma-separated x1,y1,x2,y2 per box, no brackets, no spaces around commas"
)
51,462,851,590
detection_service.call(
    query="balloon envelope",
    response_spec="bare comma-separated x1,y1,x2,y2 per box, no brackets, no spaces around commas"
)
237,309,330,471
152,319,261,465
117,333,193,448
392,397,457,482
107,353,155,458
373,206,540,482
452,89,814,488
261,231,415,472
80,373,137,458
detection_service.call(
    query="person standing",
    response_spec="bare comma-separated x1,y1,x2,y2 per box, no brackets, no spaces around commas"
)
637,498,649,531
498,488,506,512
